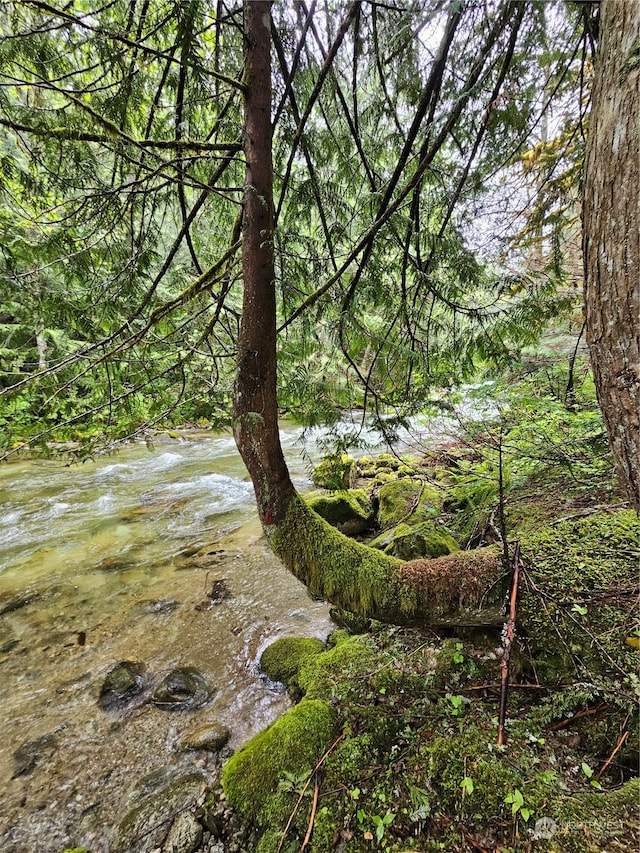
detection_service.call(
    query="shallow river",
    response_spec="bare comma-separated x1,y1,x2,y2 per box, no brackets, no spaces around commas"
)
0,426,350,852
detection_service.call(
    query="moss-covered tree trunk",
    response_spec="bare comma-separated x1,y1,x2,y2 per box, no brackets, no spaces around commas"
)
583,0,640,511
233,0,503,627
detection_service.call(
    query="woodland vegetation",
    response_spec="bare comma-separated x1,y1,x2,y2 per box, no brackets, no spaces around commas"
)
0,0,638,851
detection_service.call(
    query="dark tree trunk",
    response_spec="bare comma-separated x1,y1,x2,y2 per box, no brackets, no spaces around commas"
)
233,0,295,527
231,0,505,627
583,0,640,510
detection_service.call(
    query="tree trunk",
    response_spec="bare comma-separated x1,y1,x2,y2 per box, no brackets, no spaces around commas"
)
583,0,640,510
232,0,504,627
233,0,295,526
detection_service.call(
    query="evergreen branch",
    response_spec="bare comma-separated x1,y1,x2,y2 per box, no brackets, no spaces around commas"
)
19,0,247,92
0,118,242,152
274,0,362,222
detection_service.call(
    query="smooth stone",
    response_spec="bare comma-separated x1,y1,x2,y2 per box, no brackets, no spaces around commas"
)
12,733,57,778
162,811,203,853
151,667,214,711
111,773,207,853
180,722,231,752
98,661,146,710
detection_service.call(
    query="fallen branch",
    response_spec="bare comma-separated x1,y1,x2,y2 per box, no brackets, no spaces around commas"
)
497,540,521,746
277,734,345,853
300,780,319,852
596,730,629,781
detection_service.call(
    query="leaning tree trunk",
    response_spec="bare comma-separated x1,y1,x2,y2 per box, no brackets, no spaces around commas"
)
233,0,503,627
583,0,640,511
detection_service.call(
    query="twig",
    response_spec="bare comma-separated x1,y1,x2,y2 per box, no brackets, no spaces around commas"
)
464,833,491,853
276,734,344,853
300,780,319,852
547,704,607,731
497,540,521,746
596,730,629,781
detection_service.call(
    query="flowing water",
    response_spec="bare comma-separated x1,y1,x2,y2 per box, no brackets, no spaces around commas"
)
0,406,477,852
0,427,342,852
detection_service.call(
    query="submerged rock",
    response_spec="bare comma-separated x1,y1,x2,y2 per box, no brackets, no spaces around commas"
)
98,661,146,710
152,667,215,710
12,732,57,778
0,588,42,615
180,722,231,752
112,772,207,853
136,598,181,615
162,811,203,853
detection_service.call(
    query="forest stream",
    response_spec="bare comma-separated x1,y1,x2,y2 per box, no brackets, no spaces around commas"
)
0,405,482,853
0,426,346,852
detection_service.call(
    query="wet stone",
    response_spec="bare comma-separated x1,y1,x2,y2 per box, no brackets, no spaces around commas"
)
0,589,42,615
111,772,207,853
162,811,203,853
12,733,57,778
180,722,231,752
136,598,181,615
98,661,146,710
152,667,215,710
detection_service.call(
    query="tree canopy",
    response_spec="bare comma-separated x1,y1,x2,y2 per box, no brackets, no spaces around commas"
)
0,0,595,457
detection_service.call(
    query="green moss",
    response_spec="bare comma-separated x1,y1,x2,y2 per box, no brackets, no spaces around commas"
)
312,454,355,490
260,637,325,687
222,699,336,826
371,521,458,561
377,478,441,528
297,636,377,699
518,510,639,682
268,493,415,621
547,779,640,853
304,489,374,535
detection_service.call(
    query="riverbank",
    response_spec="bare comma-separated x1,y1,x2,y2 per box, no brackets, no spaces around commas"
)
217,447,638,853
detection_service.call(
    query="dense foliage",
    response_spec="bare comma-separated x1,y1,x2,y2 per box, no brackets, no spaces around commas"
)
0,0,594,455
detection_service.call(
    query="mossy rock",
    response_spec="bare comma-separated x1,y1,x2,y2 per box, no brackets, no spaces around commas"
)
370,521,458,561
304,489,375,536
297,635,378,700
518,509,639,681
312,454,355,490
377,478,440,528
259,637,325,687
222,699,336,826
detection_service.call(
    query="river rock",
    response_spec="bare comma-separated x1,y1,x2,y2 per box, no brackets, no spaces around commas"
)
180,722,230,752
98,661,146,709
136,598,181,615
111,772,207,853
12,733,57,778
152,667,214,710
162,811,203,853
0,589,42,615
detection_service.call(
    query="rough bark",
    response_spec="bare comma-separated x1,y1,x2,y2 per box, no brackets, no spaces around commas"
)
583,0,640,510
233,0,295,526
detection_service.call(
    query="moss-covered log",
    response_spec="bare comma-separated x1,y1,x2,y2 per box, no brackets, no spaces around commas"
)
267,492,504,627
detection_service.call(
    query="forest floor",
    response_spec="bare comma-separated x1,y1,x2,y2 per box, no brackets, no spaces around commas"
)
212,440,639,853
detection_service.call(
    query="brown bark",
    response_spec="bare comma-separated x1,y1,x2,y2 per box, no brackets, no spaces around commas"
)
583,0,640,510
233,0,295,526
